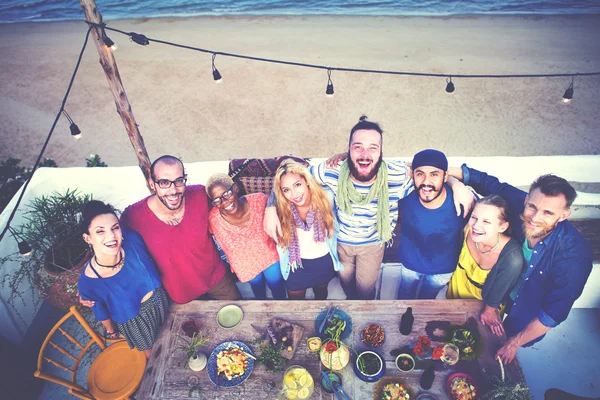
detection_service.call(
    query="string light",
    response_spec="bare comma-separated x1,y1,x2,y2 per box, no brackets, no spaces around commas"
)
129,32,149,46
563,76,575,104
62,110,82,140
100,24,117,51
212,53,222,82
7,226,31,256
326,69,334,96
446,76,455,93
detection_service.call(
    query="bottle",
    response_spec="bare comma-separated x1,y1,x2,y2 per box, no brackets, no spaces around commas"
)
420,365,435,390
399,307,414,335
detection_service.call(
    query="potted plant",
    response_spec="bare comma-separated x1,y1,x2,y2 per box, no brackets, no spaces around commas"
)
175,331,210,371
354,350,385,382
2,189,92,312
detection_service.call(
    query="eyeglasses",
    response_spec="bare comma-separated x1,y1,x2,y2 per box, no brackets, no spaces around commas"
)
211,186,234,207
153,176,187,189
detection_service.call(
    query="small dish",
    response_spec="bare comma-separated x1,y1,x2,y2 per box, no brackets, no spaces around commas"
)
217,304,243,329
360,323,385,347
395,353,415,372
320,371,342,394
415,394,438,400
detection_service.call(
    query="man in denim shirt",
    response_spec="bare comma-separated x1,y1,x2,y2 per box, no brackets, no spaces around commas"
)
450,165,592,364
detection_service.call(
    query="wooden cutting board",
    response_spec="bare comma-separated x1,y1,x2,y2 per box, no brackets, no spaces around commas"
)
271,317,304,360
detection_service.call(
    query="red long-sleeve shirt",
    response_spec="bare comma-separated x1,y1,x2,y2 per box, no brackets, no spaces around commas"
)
121,185,226,303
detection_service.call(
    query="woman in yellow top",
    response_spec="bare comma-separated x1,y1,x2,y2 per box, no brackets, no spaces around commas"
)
447,195,524,336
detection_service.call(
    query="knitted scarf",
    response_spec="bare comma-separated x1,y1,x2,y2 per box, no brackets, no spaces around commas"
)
337,159,392,242
288,204,326,272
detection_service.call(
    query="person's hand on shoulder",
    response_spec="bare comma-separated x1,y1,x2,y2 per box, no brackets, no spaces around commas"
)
447,177,476,217
263,206,281,243
325,152,347,168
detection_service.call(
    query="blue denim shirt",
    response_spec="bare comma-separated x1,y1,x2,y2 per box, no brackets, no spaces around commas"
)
462,165,593,342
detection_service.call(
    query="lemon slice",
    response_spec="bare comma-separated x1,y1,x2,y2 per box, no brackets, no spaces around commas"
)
284,373,298,390
298,373,308,387
285,389,298,399
297,387,310,399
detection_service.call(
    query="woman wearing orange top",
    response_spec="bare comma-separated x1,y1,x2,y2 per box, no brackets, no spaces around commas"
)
206,173,286,299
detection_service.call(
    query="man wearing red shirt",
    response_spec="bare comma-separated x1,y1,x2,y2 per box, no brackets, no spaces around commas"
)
120,155,240,303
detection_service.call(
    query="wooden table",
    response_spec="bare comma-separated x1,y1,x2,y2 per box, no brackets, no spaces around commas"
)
138,300,524,399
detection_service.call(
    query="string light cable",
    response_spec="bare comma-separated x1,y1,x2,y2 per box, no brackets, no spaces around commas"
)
0,25,93,244
91,21,600,92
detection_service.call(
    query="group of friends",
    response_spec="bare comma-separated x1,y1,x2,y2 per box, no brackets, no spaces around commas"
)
77,116,593,366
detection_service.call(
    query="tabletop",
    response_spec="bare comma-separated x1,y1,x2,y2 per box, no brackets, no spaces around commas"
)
137,300,524,399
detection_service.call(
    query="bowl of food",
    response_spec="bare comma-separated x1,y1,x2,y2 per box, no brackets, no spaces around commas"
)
361,323,385,347
373,377,413,400
207,341,254,388
395,353,415,372
415,394,438,400
446,373,479,400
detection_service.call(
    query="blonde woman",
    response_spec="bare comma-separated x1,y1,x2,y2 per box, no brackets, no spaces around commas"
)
447,195,524,336
274,160,343,300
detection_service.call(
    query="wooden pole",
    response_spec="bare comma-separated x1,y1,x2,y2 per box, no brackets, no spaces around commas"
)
79,0,153,192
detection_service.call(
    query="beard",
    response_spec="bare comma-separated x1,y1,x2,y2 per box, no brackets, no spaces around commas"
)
348,152,383,183
415,183,443,203
520,213,556,240
157,191,185,210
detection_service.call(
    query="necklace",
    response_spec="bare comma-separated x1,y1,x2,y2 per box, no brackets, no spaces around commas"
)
94,251,124,269
475,234,501,255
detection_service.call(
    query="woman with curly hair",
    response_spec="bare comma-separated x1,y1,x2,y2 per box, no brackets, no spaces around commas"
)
274,160,343,299
206,173,286,300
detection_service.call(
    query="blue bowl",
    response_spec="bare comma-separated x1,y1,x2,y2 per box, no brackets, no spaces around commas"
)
353,350,385,383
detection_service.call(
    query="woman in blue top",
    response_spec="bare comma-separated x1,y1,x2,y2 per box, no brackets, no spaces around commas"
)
78,200,169,358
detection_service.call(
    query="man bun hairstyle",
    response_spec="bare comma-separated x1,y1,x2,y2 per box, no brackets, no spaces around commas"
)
530,174,577,209
80,200,117,234
348,115,383,145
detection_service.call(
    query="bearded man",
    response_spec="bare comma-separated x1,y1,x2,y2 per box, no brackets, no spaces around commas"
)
266,117,474,300
120,155,241,303
396,149,467,300
449,165,593,363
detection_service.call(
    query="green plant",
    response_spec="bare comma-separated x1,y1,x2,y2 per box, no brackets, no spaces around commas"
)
357,351,382,375
250,338,285,372
175,331,210,360
482,357,532,400
1,189,92,315
86,154,108,168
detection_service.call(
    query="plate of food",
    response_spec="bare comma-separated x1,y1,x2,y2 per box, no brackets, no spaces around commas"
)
373,377,414,400
361,323,385,347
446,373,479,400
207,341,254,388
314,308,352,340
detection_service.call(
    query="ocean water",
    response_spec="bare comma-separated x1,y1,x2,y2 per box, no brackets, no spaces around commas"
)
0,0,599,24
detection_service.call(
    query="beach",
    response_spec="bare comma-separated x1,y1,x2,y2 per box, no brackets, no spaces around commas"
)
0,14,599,168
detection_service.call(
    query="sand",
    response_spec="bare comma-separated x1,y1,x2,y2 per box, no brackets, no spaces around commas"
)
0,14,599,168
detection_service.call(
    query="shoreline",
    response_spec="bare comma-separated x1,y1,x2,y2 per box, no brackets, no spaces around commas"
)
3,12,600,25
0,14,599,167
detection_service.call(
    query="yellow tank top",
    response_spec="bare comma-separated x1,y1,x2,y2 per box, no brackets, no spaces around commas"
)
447,233,490,301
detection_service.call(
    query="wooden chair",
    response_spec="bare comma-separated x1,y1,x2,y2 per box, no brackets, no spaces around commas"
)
34,306,147,399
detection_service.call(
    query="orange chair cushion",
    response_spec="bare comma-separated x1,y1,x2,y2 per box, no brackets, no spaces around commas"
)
87,341,147,400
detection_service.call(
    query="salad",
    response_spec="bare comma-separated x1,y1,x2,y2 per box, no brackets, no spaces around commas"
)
381,382,410,400
451,328,476,359
449,376,477,400
217,347,248,380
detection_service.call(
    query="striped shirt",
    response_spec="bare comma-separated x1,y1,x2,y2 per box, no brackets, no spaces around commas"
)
310,160,413,246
